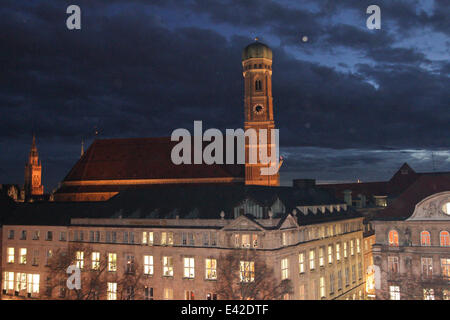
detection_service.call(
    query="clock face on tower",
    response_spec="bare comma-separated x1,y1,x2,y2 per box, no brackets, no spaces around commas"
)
254,104,264,115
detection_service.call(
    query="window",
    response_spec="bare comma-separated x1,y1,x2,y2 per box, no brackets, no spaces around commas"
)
75,251,84,269
299,253,305,274
337,270,342,290
352,265,356,283
163,256,173,277
388,230,399,246
336,243,341,261
282,232,288,246
423,288,435,300
144,286,154,300
345,267,349,286
8,230,14,239
389,285,400,300
388,256,399,274
126,286,135,300
206,293,217,300
309,249,315,270
343,242,348,258
241,234,251,248
27,274,40,294
163,288,173,300
421,257,433,279
32,249,39,266
107,282,117,300
46,231,53,241
20,248,27,264
328,245,333,264
59,232,67,241
442,202,450,215
350,240,354,256
183,257,195,278
358,262,362,280
92,252,100,270
161,232,174,246
255,79,262,91
4,272,14,290
281,258,289,280
252,234,258,248
420,231,431,246
184,290,195,300
108,253,117,272
32,230,40,240
125,255,135,274
112,231,116,243
142,231,154,245
7,247,14,263
239,261,255,282
441,258,450,279
234,234,240,248
144,255,154,275
16,272,27,291
20,230,27,240
356,239,361,254
319,247,325,267
440,231,450,247
319,276,326,298
205,258,217,280
46,250,53,266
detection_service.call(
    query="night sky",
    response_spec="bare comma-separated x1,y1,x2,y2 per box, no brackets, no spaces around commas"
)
0,0,449,191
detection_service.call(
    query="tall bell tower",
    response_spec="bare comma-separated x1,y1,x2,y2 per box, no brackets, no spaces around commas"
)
24,135,44,198
242,39,279,186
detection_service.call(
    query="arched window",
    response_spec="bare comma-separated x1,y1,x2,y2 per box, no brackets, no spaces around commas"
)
255,80,262,91
420,231,431,246
388,230,399,247
440,231,450,247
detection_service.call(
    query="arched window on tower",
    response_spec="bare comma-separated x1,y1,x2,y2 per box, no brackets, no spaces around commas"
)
440,231,450,247
255,80,262,91
420,231,431,246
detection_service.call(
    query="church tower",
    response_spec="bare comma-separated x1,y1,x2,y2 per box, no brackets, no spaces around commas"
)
24,135,44,198
242,39,279,186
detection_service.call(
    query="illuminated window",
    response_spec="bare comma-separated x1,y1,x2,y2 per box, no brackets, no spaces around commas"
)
282,232,288,246
241,234,251,248
350,240,355,255
442,202,450,215
319,276,326,298
440,231,450,247
388,230,399,247
163,288,173,300
163,256,173,277
252,234,258,248
32,230,40,240
239,261,255,282
107,282,117,300
309,249,316,270
27,274,39,294
161,232,174,246
336,243,341,261
356,239,361,254
142,231,154,245
388,256,399,274
389,286,400,300
144,255,154,275
75,251,84,269
441,258,450,279
421,257,433,279
20,248,27,264
319,247,325,267
281,258,289,280
125,255,135,274
328,245,333,264
420,231,431,246
183,257,195,278
16,272,27,291
343,242,348,258
7,247,14,263
206,292,217,300
46,250,53,266
299,252,305,274
423,288,435,300
3,272,14,290
92,252,100,270
205,258,217,280
108,253,117,272
184,290,195,300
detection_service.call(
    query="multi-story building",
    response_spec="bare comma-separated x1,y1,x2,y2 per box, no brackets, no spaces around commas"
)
2,185,365,300
372,174,450,300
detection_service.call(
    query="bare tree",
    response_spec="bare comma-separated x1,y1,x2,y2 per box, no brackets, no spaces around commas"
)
44,243,143,300
213,249,292,300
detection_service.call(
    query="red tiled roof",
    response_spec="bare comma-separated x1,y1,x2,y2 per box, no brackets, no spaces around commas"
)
375,174,450,220
62,137,244,182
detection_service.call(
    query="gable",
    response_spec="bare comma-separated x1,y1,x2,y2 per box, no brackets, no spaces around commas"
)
222,215,265,231
407,191,450,221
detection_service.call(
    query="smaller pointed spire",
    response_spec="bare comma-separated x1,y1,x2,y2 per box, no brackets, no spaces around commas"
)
81,138,84,157
31,134,37,150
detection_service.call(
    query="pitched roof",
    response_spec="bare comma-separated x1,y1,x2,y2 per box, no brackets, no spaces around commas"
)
374,173,450,220
61,137,244,182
